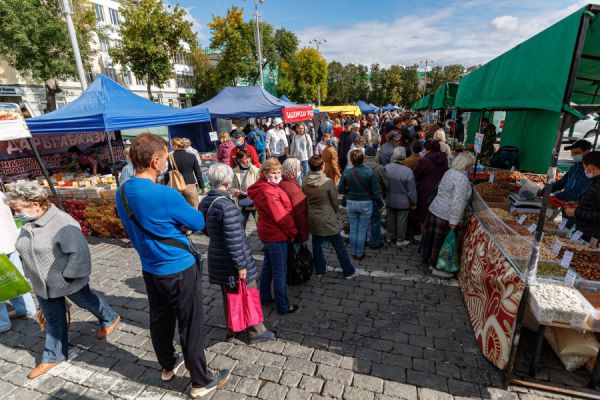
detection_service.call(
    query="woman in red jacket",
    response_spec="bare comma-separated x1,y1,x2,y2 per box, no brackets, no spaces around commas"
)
248,158,298,315
279,158,309,243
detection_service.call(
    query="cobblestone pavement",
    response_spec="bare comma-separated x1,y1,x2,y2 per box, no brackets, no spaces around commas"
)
0,220,586,400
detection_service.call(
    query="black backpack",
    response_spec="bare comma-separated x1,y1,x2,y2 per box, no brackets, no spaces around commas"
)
287,243,314,285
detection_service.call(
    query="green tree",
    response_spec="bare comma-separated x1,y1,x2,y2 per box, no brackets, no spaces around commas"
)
110,0,195,100
325,61,346,104
277,48,327,104
442,64,465,83
0,0,97,111
274,28,299,63
466,64,481,74
190,47,219,103
399,66,420,107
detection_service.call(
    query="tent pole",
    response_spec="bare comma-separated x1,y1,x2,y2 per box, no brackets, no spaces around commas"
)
28,137,64,211
106,131,119,185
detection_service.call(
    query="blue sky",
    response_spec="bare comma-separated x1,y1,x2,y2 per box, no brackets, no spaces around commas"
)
172,0,589,67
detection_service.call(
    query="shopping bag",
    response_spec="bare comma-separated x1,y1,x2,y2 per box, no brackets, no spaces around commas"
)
0,254,32,302
435,230,460,273
287,243,314,285
226,279,263,333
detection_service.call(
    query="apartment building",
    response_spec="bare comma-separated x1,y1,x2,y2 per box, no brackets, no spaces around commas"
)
0,0,195,117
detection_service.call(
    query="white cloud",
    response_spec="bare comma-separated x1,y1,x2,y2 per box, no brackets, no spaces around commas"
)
295,1,589,68
491,15,519,31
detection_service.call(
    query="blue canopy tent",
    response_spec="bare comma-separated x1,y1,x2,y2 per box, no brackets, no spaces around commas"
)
382,103,399,111
369,103,380,112
280,94,293,103
355,100,377,113
193,86,305,119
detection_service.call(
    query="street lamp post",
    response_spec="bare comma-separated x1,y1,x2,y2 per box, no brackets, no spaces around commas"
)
59,0,88,91
309,38,326,107
253,0,265,88
419,59,433,95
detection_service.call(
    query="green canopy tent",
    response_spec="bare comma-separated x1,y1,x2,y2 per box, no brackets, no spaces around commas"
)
412,94,433,111
431,82,459,110
455,4,600,388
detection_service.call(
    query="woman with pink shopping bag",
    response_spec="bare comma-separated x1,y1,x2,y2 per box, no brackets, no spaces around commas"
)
199,163,275,343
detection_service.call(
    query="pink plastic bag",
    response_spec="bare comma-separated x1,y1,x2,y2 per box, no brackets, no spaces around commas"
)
227,279,264,332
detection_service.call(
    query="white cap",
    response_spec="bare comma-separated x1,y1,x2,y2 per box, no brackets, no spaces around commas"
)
273,117,283,126
351,123,360,128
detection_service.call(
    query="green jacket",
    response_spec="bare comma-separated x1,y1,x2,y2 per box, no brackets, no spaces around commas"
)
338,165,384,209
302,171,340,236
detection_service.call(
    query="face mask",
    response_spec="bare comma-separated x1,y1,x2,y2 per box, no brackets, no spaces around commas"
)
573,155,583,163
585,171,595,179
240,163,250,170
14,212,36,223
235,140,244,147
268,177,282,185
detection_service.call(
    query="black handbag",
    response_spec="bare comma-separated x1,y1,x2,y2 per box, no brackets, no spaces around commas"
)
286,243,314,285
119,182,204,271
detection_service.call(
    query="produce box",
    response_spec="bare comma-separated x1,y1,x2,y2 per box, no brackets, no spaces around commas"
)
529,280,593,328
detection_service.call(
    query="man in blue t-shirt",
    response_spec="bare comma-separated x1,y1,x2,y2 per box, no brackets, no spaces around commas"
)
116,133,230,399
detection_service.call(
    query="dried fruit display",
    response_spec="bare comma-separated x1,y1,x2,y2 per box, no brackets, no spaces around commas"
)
537,263,568,278
491,208,511,219
571,251,600,281
529,281,592,327
85,200,127,238
476,181,520,197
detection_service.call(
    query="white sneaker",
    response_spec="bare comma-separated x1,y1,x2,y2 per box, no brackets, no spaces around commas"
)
396,240,410,247
191,370,231,398
432,269,454,279
345,272,359,280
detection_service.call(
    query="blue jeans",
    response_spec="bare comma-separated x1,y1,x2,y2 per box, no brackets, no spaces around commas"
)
37,284,117,363
241,209,257,231
258,152,267,164
300,160,309,177
346,200,373,257
368,208,383,248
0,252,36,332
312,234,355,277
260,241,290,314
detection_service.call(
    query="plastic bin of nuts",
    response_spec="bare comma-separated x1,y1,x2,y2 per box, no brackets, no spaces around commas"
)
529,280,593,328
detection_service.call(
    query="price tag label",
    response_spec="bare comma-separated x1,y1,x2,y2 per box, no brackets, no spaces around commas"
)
527,224,537,233
488,174,495,183
209,131,218,141
558,220,567,230
517,215,527,225
546,208,554,218
564,268,577,286
552,239,563,256
572,230,583,241
560,250,574,269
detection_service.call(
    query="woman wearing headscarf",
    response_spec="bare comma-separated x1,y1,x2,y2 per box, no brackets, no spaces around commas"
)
422,152,475,278
199,164,274,343
6,183,119,379
247,159,298,315
279,158,310,244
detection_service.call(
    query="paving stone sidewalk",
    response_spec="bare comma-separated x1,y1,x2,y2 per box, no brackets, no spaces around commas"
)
0,220,583,400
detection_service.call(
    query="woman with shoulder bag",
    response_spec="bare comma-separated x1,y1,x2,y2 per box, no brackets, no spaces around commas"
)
338,150,384,260
167,138,206,209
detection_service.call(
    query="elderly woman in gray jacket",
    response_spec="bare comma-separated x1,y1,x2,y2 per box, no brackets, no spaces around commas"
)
6,183,119,379
421,152,475,278
385,147,417,247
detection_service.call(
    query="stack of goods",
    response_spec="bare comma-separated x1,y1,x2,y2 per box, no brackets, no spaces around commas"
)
62,200,127,238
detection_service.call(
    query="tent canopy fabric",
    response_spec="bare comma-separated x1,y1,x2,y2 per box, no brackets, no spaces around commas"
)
280,95,293,103
382,103,399,111
456,6,600,112
26,74,211,135
318,105,362,116
412,95,433,111
355,100,377,113
432,83,459,110
194,86,309,119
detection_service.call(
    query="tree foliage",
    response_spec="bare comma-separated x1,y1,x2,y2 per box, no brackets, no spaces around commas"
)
190,47,219,103
277,48,327,104
110,0,195,100
0,0,97,111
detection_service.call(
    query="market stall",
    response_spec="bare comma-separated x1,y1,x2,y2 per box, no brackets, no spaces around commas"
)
355,100,378,114
454,4,600,395
318,105,362,116
13,74,212,238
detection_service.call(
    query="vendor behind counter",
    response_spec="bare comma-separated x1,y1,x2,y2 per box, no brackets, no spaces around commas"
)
549,139,592,202
565,151,600,242
67,146,111,176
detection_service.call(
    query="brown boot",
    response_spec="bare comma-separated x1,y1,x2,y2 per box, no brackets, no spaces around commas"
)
28,362,62,379
97,315,120,339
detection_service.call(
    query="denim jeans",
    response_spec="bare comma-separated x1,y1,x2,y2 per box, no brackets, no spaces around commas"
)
368,208,383,248
240,209,257,231
258,152,267,164
260,241,290,314
300,160,309,177
346,200,373,257
36,284,117,363
0,251,36,332
312,233,355,277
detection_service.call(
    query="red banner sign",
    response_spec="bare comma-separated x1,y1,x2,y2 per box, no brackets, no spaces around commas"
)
282,107,314,123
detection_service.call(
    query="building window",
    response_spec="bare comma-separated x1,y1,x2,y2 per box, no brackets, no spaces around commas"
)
109,8,120,26
85,69,95,84
136,75,146,86
105,68,116,81
176,74,193,88
122,71,131,85
168,99,174,107
93,3,105,22
174,52,190,65
99,39,109,53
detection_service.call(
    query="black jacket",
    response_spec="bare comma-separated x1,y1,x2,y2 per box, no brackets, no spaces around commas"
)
169,150,204,188
575,176,600,241
199,190,257,287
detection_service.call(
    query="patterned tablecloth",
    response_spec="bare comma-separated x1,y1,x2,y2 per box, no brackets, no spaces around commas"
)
459,215,526,370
